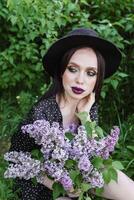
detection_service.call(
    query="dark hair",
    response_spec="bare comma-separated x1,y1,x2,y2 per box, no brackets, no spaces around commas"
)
43,46,105,102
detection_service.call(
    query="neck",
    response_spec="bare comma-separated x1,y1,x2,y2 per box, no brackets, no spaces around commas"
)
56,93,80,128
56,93,79,112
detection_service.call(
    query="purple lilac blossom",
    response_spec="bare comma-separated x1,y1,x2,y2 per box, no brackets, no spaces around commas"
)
4,151,31,164
78,155,92,172
64,123,78,134
43,161,64,181
106,126,120,152
89,169,104,188
59,172,73,191
85,139,98,157
83,168,104,188
4,120,120,192
22,119,70,162
4,151,41,179
52,147,68,162
95,126,120,159
69,125,88,160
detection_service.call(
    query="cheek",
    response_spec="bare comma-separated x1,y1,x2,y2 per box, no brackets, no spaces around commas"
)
62,72,68,84
62,72,70,87
62,71,74,85
86,77,97,92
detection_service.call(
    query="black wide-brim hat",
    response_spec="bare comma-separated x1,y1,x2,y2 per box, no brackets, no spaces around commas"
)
43,28,122,78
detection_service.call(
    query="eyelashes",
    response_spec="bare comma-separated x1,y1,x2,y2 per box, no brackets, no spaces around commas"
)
87,71,97,76
67,66,77,73
67,66,97,77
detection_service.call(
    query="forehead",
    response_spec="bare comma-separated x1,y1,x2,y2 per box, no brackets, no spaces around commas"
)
68,47,98,69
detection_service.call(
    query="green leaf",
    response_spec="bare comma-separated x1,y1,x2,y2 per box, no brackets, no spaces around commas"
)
52,182,65,200
80,0,89,6
102,169,111,184
108,167,118,182
95,187,104,196
85,197,92,200
78,192,84,200
75,112,88,125
81,183,91,192
75,174,83,187
90,121,97,129
84,121,92,138
103,159,112,167
69,169,80,181
96,126,104,138
92,157,103,169
118,72,128,78
10,15,17,25
67,3,76,12
127,145,134,152
112,161,124,170
65,132,75,140
65,159,77,169
101,91,106,99
103,166,118,184
31,177,38,186
31,149,43,161
111,79,119,89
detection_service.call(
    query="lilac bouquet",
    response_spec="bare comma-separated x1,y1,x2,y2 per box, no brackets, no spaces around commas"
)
4,112,123,200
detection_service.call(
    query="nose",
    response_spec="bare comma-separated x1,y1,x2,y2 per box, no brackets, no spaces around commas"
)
76,72,84,84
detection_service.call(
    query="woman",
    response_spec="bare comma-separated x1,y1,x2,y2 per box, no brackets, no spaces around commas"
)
9,28,134,200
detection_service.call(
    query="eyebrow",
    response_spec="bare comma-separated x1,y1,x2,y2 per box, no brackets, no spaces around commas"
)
68,62,97,71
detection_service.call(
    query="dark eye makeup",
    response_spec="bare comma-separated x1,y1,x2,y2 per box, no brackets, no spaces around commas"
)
87,70,97,76
67,66,77,72
67,65,97,77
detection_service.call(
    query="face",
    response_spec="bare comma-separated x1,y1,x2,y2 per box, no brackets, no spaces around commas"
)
62,47,98,101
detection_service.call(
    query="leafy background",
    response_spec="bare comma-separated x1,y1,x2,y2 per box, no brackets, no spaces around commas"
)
0,0,134,199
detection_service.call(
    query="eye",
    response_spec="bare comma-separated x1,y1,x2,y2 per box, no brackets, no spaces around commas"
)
87,70,97,77
67,66,77,73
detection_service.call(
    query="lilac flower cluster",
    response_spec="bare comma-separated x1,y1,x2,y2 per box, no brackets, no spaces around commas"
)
4,151,41,180
83,168,104,188
95,126,120,159
64,123,78,134
70,125,120,161
21,120,72,190
4,120,120,191
22,120,70,162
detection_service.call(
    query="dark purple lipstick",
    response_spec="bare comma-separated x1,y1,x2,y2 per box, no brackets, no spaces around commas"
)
71,87,85,94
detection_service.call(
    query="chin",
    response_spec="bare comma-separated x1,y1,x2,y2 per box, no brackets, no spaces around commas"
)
65,89,89,100
70,93,87,100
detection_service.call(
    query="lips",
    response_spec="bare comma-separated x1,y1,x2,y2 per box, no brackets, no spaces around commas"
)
71,87,85,94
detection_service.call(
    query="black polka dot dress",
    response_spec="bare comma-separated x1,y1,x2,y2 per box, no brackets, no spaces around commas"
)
9,95,98,200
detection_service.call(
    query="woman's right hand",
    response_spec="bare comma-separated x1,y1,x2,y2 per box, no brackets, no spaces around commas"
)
77,92,95,114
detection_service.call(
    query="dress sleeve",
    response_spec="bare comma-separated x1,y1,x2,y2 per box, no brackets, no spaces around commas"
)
9,104,53,200
89,102,98,124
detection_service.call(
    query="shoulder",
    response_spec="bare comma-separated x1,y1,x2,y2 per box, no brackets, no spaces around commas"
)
28,95,56,121
25,95,61,123
33,95,56,112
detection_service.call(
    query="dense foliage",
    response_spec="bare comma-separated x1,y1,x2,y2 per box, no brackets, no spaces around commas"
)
0,0,134,199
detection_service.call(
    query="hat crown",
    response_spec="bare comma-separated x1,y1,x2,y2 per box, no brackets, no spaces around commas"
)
43,27,121,78
67,28,98,37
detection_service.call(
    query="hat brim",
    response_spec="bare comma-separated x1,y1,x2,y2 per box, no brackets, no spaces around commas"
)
43,35,122,78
